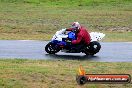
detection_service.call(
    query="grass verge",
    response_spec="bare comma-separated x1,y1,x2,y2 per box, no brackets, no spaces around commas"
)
0,1,132,41
0,59,132,88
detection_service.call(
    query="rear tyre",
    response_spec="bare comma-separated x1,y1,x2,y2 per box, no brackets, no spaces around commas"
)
45,42,60,54
84,41,101,55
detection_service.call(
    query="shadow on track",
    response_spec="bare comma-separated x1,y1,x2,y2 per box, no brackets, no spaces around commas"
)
45,54,100,61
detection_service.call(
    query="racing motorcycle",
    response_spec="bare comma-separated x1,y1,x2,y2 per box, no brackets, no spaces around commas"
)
45,29,105,55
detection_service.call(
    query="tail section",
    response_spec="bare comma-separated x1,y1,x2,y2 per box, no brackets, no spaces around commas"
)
90,32,105,41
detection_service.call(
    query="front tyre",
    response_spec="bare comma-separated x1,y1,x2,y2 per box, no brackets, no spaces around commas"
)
45,42,60,54
84,41,101,55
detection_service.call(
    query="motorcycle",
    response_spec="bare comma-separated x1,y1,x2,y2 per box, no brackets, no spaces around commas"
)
45,29,105,55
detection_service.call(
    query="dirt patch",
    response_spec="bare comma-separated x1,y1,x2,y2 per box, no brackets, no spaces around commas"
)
107,26,132,32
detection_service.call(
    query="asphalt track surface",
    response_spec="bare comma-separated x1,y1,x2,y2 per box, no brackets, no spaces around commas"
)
0,40,132,62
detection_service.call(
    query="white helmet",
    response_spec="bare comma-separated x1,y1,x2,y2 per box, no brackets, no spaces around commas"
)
72,22,81,30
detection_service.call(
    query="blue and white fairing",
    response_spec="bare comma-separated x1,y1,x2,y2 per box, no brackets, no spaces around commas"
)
52,29,68,41
51,29,76,46
51,28,105,44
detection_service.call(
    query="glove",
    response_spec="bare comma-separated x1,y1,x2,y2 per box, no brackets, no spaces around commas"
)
66,40,71,42
66,40,72,45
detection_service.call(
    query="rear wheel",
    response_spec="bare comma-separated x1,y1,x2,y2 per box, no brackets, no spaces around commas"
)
45,42,60,54
84,41,101,55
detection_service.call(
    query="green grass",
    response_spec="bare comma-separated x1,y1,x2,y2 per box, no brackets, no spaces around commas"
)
0,59,131,88
96,31,132,42
0,0,132,41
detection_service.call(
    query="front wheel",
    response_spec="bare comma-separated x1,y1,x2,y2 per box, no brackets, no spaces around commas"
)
84,41,101,55
45,42,60,54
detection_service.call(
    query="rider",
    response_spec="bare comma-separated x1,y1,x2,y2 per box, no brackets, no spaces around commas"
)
66,22,91,45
